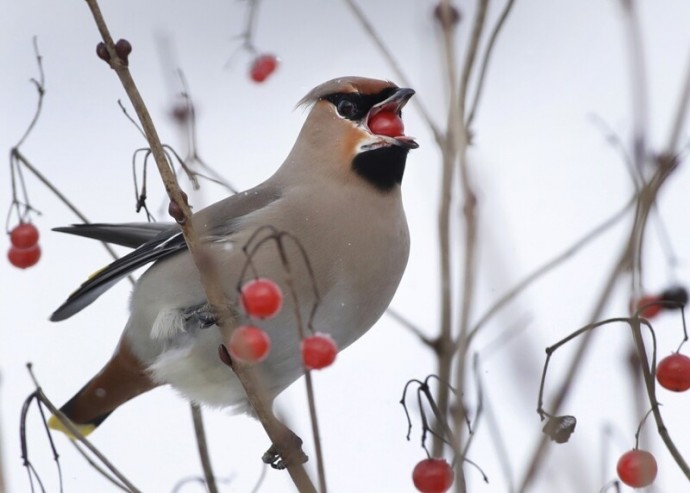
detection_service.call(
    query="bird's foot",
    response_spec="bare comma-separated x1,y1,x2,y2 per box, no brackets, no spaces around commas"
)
261,438,308,470
182,303,218,330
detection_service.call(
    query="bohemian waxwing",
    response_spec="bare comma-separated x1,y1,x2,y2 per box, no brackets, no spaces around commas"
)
48,76,418,452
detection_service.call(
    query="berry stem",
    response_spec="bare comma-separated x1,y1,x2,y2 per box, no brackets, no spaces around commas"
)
629,316,690,479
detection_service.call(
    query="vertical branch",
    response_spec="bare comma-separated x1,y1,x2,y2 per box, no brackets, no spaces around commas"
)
81,2,316,490
451,2,488,478
431,0,460,464
466,0,517,128
665,48,690,155
190,404,218,493
620,0,650,295
629,319,690,478
518,159,679,491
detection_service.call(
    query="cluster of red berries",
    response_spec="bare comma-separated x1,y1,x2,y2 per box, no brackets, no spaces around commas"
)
228,277,337,369
412,458,454,493
7,223,41,269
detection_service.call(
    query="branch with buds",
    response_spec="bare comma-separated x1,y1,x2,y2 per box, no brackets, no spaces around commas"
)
82,1,317,491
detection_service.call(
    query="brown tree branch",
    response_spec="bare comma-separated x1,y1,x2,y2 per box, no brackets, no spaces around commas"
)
190,404,218,493
82,1,316,490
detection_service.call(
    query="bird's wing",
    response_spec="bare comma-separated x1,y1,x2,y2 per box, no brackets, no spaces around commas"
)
50,184,282,322
53,223,173,248
50,229,186,321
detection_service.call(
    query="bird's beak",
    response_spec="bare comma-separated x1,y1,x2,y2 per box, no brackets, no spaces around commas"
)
366,88,419,149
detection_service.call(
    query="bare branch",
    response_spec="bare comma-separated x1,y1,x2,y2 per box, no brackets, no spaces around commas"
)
82,1,316,489
190,404,218,493
342,0,443,144
466,0,517,128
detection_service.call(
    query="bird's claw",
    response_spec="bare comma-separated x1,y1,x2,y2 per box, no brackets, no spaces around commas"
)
261,443,308,470
182,303,218,330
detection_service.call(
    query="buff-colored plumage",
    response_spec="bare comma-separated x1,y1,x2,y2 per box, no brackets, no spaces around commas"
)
49,77,417,445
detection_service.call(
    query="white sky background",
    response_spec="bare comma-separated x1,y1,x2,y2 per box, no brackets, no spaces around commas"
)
2,1,690,492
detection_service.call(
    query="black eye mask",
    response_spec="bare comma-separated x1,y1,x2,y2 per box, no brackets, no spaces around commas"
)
324,87,397,121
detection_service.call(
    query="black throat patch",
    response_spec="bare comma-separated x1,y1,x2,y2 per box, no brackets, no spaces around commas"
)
352,146,409,192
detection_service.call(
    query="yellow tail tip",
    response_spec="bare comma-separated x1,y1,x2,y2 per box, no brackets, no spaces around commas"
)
48,415,96,439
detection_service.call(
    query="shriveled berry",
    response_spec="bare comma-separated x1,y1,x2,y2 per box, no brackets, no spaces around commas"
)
115,39,132,63
96,42,110,62
433,4,461,27
660,285,688,308
170,102,191,124
168,190,189,223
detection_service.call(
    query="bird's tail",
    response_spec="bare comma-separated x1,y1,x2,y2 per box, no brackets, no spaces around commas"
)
48,338,159,438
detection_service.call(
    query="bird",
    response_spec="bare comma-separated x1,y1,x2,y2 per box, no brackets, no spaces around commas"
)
48,76,418,464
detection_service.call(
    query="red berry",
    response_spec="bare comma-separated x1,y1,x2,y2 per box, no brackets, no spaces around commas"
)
228,325,271,363
10,223,39,248
412,458,454,493
656,353,690,392
368,111,405,137
636,295,662,318
301,333,337,370
617,449,657,488
249,54,278,83
8,244,41,269
241,278,283,319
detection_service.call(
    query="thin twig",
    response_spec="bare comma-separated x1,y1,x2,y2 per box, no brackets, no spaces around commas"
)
190,404,218,493
431,0,460,464
12,150,129,273
385,308,434,347
342,0,443,144
26,365,140,492
665,48,690,157
15,37,45,149
458,0,489,121
468,195,636,343
518,157,679,491
466,0,517,128
629,318,690,478
475,360,516,492
450,2,487,489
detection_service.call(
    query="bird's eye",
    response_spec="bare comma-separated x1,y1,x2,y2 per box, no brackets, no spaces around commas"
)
337,99,358,118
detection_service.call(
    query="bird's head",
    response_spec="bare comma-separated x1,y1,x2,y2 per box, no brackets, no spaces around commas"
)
288,77,418,192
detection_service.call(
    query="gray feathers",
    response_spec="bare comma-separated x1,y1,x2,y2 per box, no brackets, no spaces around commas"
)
50,183,282,322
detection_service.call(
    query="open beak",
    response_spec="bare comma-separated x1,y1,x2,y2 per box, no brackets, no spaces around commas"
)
366,88,419,149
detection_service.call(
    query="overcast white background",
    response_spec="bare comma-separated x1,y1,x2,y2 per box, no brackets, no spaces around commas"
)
2,1,690,492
